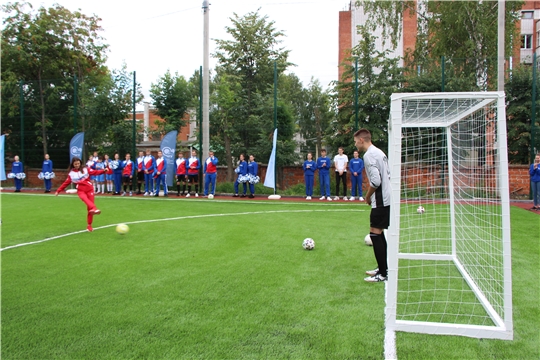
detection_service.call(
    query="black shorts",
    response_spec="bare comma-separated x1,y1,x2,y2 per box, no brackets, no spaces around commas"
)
122,175,132,183
187,174,199,183
370,206,390,229
176,174,187,183
137,171,144,181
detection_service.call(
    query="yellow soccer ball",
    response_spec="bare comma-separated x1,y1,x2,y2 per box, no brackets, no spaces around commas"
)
116,223,129,235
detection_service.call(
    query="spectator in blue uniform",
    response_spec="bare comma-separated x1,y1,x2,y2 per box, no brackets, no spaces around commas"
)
317,149,332,201
11,155,24,192
348,150,365,201
247,154,258,198
233,154,248,197
303,152,316,200
41,154,54,193
530,154,540,210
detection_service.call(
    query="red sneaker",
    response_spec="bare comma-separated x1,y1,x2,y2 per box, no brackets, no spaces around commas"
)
89,209,101,215
87,225,93,232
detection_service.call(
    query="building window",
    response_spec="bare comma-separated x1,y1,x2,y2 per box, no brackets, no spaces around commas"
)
537,30,540,47
522,34,533,49
522,11,534,19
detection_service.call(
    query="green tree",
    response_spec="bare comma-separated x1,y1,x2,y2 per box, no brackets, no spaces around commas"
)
506,65,539,164
357,0,523,90
210,72,243,181
213,10,292,150
276,74,334,156
79,64,143,157
149,70,192,137
332,26,403,154
1,1,107,164
297,79,334,155
254,99,298,185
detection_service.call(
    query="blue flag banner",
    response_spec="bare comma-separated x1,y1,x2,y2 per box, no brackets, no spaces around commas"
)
160,130,178,187
69,132,85,162
264,128,278,190
0,135,6,181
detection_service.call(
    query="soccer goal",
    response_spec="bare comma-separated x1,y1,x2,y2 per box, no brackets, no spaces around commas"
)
386,92,513,340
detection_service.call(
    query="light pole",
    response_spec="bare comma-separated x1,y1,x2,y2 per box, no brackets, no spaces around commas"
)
202,1,210,185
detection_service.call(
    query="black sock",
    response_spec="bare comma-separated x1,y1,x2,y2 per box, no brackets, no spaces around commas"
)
371,232,388,277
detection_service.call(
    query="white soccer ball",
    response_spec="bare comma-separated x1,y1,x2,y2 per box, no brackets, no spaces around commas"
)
417,206,425,214
302,238,315,250
116,223,129,235
364,234,373,246
208,194,214,199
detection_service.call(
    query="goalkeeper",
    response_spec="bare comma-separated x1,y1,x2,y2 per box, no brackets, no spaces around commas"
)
354,129,391,283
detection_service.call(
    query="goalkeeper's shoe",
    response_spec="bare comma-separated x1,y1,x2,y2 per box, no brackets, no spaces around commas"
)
365,268,379,276
364,274,387,282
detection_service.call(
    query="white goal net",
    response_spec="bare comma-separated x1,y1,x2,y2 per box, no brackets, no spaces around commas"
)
386,92,513,340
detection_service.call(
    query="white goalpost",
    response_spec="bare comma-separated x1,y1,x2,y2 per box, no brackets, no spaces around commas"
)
386,92,513,342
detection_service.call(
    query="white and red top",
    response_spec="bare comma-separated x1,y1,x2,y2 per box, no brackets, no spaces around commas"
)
122,161,134,176
57,167,106,193
187,157,199,175
137,156,144,172
176,158,187,175
156,157,166,174
205,157,217,173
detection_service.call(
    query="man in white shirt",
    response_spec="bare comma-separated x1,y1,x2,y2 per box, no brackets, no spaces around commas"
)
333,147,348,200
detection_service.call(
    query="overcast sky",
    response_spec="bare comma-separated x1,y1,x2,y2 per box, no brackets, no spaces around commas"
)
23,0,351,101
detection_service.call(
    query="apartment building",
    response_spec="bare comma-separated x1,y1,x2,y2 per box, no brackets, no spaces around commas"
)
339,0,540,80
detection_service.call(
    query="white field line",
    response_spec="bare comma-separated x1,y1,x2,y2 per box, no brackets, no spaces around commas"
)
1,209,364,252
384,227,398,360
384,280,397,360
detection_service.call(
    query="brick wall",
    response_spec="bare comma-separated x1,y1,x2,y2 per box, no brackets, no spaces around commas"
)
509,165,531,196
7,164,532,198
338,10,352,82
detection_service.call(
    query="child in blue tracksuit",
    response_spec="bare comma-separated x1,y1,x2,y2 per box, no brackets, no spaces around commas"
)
233,154,248,197
303,152,316,200
41,154,53,193
11,155,24,192
348,150,364,201
530,154,540,210
112,153,124,195
317,149,331,200
247,154,258,198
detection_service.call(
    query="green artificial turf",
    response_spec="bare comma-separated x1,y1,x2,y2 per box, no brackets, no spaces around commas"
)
1,193,538,359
